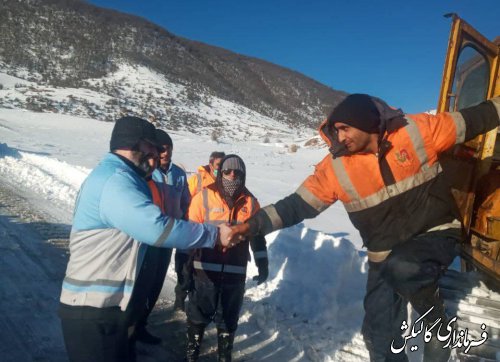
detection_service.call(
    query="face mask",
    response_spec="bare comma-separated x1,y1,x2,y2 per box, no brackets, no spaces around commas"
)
213,169,218,177
222,177,243,197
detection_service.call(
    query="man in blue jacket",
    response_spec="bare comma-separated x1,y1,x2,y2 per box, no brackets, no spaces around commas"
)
59,116,231,362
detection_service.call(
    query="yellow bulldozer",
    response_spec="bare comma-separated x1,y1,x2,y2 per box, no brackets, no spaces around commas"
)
437,14,500,361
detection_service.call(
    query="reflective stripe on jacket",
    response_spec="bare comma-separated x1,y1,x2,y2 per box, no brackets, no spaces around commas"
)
187,165,215,197
189,184,267,282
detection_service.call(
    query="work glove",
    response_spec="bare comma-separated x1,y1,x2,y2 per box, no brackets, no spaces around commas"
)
252,258,268,285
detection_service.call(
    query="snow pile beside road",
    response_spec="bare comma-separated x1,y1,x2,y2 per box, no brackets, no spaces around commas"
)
238,225,369,361
0,142,88,212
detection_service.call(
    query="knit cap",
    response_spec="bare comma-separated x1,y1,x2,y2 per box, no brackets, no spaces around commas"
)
221,156,245,173
327,94,381,133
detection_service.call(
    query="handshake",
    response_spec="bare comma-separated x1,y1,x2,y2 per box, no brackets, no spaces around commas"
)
216,222,268,285
216,223,250,251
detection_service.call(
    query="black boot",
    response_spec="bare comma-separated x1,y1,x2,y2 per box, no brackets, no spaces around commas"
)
217,329,235,362
410,285,451,362
186,322,205,362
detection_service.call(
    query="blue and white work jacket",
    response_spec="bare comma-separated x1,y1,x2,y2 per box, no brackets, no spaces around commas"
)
60,153,217,311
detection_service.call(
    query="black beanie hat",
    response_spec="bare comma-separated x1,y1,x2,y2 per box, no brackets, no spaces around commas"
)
109,116,158,151
155,129,173,147
327,94,381,134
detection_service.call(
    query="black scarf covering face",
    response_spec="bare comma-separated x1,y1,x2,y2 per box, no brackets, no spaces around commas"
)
222,177,242,197
220,177,244,209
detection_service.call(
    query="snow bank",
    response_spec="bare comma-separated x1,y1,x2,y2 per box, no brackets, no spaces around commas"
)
0,142,88,213
239,225,369,361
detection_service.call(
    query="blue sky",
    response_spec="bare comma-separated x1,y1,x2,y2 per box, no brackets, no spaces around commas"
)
89,0,499,113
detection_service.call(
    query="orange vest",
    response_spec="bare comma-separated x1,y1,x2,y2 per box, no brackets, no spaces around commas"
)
189,187,258,225
188,185,260,281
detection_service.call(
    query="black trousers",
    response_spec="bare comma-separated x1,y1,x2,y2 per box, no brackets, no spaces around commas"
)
134,245,173,330
361,229,460,362
186,277,246,332
60,305,131,362
174,251,193,300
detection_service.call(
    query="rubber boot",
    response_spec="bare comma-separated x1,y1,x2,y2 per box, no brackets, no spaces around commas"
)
217,329,235,362
186,322,205,362
409,284,451,362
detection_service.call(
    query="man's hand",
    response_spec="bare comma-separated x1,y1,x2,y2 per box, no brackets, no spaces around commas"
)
252,258,269,285
227,223,251,244
217,223,233,250
217,223,253,252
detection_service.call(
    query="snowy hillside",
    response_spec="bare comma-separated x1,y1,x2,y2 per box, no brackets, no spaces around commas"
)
0,66,314,142
0,0,347,129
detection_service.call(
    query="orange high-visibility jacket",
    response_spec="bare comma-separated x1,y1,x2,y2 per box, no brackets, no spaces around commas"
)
188,165,215,197
248,98,500,252
189,184,267,283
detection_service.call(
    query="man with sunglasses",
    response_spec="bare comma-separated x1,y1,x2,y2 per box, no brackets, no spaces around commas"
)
185,154,268,362
226,94,500,362
59,116,232,362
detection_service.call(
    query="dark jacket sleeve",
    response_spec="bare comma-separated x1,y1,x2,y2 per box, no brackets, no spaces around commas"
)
248,192,320,236
461,97,500,141
249,234,267,260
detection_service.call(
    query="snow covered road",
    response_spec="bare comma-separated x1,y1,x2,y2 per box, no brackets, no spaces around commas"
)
0,181,69,361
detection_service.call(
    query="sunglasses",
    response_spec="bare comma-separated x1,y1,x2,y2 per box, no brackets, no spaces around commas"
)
222,169,243,177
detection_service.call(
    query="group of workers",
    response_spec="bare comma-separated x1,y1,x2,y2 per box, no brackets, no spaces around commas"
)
59,93,500,362
58,115,267,362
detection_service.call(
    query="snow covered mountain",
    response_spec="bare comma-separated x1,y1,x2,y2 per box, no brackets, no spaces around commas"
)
0,65,324,142
0,0,347,136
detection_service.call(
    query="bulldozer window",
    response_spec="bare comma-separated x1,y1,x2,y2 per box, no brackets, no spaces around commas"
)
450,45,490,112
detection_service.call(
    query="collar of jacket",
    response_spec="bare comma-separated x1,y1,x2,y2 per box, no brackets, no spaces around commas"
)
318,115,408,159
111,152,147,178
159,162,172,174
201,164,211,174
